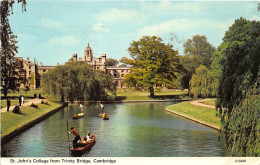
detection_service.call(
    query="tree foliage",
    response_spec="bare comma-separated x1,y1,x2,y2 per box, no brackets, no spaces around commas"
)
216,17,260,156
1,0,26,97
183,35,216,69
106,58,119,66
41,61,116,102
190,65,217,98
120,36,179,96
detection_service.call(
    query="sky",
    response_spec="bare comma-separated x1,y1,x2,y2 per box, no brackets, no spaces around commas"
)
10,0,260,66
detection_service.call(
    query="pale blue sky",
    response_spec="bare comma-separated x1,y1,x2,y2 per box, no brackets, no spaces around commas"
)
10,0,260,66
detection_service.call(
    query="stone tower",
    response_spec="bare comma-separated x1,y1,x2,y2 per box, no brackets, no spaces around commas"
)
84,43,93,63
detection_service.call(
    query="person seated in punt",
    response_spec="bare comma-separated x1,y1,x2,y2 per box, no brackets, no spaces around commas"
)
30,102,39,109
41,100,49,105
102,112,108,118
12,105,21,114
80,131,92,144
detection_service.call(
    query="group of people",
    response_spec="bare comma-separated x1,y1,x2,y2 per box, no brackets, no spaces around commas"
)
69,102,108,149
6,95,25,112
69,127,92,149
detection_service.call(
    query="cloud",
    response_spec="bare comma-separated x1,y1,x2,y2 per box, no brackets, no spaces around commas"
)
140,1,203,15
38,18,64,30
92,23,110,32
138,19,232,37
49,35,79,46
95,8,148,23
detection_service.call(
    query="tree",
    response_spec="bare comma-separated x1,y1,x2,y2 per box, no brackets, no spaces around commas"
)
183,35,216,69
42,61,116,102
190,65,217,98
216,17,260,156
1,0,26,97
120,36,179,96
23,85,30,96
106,58,119,66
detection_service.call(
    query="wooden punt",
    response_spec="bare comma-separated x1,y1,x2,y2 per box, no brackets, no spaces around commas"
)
70,135,96,156
98,113,109,120
72,113,85,119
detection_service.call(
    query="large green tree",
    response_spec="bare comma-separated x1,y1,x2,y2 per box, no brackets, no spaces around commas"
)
178,35,216,94
216,17,260,156
120,36,179,96
183,35,216,69
42,61,115,102
1,0,26,97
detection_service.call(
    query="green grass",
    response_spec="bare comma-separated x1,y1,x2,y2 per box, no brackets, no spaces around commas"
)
1,100,63,138
201,99,216,106
1,89,43,98
1,99,28,108
166,101,221,129
116,89,189,101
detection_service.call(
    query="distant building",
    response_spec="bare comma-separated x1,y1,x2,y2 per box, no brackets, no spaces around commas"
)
72,43,131,88
17,43,131,89
15,57,58,89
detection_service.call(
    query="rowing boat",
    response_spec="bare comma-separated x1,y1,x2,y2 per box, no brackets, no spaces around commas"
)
70,135,96,156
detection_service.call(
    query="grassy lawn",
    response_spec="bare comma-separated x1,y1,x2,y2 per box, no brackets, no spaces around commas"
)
116,88,189,101
201,99,216,106
1,100,63,138
166,101,221,129
1,89,43,98
1,99,28,108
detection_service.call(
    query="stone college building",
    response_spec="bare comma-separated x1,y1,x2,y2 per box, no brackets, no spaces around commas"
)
16,43,130,89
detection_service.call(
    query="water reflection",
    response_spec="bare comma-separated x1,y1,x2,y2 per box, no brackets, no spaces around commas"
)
1,102,222,157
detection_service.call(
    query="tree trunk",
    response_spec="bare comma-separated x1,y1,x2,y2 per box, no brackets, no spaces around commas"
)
61,92,65,102
149,86,154,97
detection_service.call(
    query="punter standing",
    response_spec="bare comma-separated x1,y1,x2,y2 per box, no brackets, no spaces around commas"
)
69,127,81,149
99,103,104,114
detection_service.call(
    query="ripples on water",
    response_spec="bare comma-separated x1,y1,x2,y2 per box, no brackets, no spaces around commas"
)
2,102,223,157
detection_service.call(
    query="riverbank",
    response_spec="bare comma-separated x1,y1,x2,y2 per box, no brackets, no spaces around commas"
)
165,100,221,130
1,100,67,144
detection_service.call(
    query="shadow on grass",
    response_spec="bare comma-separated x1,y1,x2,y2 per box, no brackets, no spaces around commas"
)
115,94,189,101
115,96,127,101
12,112,26,116
150,94,189,100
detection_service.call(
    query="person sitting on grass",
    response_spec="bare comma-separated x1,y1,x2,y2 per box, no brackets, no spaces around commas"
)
41,100,49,105
12,106,21,114
30,103,39,109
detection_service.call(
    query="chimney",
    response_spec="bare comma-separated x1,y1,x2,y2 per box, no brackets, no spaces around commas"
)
57,62,60,66
27,57,29,62
40,62,42,67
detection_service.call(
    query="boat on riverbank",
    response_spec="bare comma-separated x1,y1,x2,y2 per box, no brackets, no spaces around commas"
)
70,135,96,156
72,113,85,119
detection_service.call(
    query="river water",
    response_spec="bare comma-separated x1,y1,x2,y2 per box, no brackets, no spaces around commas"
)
1,102,223,157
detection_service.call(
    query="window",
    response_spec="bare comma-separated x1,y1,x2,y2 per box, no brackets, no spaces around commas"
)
121,74,124,77
97,67,100,70
43,69,46,72
29,71,31,75
29,66,31,69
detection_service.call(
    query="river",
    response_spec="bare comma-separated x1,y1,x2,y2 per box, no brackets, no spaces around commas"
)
1,102,223,157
